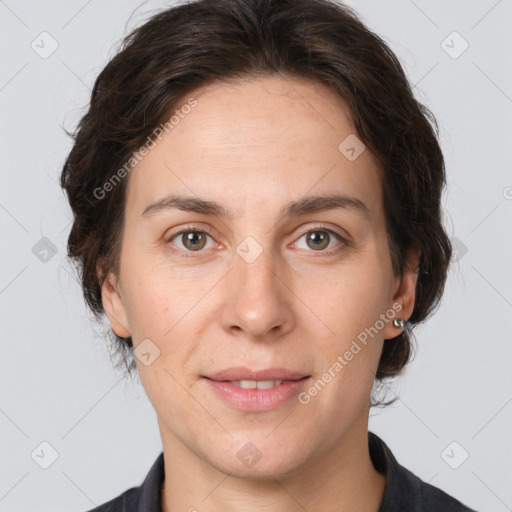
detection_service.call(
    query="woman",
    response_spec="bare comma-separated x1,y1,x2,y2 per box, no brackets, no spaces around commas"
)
60,0,477,510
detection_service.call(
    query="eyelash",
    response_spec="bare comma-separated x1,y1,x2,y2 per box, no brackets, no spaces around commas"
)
165,224,348,259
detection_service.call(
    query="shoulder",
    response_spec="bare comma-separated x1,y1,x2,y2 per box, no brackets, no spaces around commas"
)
80,451,165,512
83,486,139,512
368,431,478,512
401,463,478,511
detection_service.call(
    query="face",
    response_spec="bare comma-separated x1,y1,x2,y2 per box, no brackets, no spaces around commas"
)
101,76,418,479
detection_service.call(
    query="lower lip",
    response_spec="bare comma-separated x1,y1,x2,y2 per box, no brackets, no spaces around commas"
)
203,377,310,411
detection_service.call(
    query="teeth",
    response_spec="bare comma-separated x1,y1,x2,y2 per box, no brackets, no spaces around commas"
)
231,380,284,389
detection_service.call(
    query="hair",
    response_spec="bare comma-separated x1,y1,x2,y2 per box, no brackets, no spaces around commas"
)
60,0,452,406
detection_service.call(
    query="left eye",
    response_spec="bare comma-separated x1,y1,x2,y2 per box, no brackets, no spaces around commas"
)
168,229,215,252
293,229,344,253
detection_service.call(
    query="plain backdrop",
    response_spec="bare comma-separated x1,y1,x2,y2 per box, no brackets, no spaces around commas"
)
1,1,511,511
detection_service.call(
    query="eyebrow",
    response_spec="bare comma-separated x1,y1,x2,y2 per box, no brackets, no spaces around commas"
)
141,193,371,221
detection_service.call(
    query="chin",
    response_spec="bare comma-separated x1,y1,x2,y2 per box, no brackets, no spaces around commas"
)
204,433,313,480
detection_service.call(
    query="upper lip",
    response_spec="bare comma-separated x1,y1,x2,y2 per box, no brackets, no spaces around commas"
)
203,367,310,382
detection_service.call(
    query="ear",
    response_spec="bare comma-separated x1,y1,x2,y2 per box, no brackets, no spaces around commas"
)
383,247,421,340
98,264,130,338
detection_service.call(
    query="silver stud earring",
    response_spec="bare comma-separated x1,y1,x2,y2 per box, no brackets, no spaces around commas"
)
393,318,406,329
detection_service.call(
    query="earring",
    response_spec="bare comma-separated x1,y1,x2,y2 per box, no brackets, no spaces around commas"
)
393,318,406,329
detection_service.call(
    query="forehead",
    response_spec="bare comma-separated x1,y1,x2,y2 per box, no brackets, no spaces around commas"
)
125,75,383,222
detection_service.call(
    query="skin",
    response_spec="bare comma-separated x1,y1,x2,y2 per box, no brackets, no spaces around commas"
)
100,75,419,512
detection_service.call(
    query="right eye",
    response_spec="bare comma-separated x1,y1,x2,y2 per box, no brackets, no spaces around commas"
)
166,226,217,255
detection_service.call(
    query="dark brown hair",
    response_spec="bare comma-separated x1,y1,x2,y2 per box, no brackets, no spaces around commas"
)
60,0,452,405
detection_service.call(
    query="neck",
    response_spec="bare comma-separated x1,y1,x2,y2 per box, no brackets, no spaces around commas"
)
160,412,386,512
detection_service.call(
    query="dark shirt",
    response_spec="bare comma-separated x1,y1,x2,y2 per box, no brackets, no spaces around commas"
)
85,431,477,511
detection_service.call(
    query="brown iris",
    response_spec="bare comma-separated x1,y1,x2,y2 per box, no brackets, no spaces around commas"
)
181,231,208,251
306,230,330,251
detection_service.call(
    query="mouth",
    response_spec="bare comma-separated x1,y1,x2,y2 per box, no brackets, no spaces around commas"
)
201,367,311,411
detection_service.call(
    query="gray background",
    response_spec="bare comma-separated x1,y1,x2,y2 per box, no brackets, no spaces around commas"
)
1,0,511,511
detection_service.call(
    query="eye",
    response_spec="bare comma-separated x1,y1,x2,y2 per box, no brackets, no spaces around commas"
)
292,227,346,255
166,227,216,253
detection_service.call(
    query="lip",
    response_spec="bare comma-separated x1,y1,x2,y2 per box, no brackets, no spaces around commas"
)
202,367,311,412
203,366,309,382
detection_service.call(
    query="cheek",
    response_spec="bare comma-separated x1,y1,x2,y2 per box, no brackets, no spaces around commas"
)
300,260,391,402
120,267,179,341
310,262,390,335
121,242,203,319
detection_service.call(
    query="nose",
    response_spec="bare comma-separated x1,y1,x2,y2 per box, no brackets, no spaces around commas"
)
218,244,296,341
